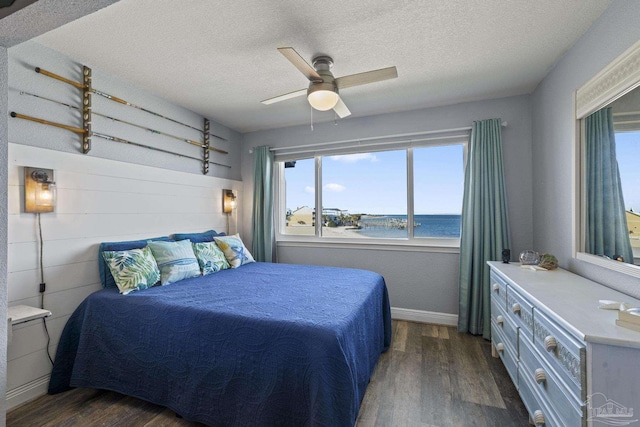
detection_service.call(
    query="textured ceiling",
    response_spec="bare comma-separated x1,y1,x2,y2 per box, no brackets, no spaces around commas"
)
0,0,118,48
33,0,612,133
0,0,37,21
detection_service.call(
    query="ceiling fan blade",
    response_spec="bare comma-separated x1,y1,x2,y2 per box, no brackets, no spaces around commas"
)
261,88,307,105
278,47,323,82
333,97,351,118
335,66,398,90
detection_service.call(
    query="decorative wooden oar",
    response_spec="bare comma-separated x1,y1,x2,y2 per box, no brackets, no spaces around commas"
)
92,132,230,168
10,111,85,134
18,90,228,154
35,67,228,142
10,111,230,168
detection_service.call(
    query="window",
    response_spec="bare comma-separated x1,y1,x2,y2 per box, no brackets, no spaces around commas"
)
277,141,466,245
322,151,407,238
413,145,464,238
283,158,315,235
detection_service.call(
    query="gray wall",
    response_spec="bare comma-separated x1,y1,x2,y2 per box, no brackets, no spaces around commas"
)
242,95,533,314
9,41,242,181
532,0,640,292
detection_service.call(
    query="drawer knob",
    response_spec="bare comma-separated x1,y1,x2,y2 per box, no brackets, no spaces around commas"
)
496,315,504,325
534,368,546,384
492,283,500,292
533,410,545,426
496,343,504,353
512,303,521,314
544,336,557,352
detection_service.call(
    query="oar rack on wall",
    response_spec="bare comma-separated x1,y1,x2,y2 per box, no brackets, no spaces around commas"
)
11,65,230,174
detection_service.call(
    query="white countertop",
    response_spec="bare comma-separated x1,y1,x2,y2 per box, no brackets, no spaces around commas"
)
488,262,640,349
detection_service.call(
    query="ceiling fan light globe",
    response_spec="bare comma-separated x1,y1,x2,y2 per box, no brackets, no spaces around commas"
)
307,90,339,111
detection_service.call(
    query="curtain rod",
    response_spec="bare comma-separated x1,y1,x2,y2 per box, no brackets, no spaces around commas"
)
614,119,640,126
613,111,640,117
277,134,469,157
249,121,507,154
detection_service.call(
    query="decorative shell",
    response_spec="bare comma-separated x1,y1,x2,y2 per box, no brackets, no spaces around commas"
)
519,250,540,265
539,253,558,270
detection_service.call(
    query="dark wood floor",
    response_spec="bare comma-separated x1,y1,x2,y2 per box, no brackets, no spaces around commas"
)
7,320,529,427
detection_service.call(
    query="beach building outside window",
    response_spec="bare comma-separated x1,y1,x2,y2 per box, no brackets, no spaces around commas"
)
279,142,465,244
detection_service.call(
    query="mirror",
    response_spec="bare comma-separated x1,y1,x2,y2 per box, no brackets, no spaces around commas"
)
576,39,640,277
582,87,640,265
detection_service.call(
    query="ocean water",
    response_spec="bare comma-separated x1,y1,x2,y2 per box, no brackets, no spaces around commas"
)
355,214,461,239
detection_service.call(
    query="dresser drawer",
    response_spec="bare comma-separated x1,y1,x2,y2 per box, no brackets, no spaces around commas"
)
519,334,584,426
533,308,586,401
491,296,518,355
506,285,534,340
518,363,563,427
490,271,507,309
491,319,518,388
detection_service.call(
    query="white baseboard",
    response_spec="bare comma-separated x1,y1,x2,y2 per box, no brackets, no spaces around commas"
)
391,307,458,326
7,375,50,410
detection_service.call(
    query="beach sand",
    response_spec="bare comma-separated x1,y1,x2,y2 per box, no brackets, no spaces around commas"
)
285,226,369,238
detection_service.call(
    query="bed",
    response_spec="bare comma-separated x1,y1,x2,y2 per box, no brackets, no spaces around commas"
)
48,261,391,426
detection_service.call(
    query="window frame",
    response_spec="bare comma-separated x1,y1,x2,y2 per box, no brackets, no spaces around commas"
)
274,139,468,250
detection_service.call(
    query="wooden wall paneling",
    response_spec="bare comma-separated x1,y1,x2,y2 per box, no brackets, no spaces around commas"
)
9,185,222,216
8,260,99,302
9,238,99,272
8,315,69,361
8,212,225,242
31,284,101,321
11,170,229,198
7,346,57,390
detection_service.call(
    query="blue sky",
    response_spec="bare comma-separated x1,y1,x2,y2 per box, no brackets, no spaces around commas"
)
285,144,465,215
617,131,640,212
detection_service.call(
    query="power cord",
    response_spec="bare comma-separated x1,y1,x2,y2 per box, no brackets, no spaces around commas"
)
37,213,54,366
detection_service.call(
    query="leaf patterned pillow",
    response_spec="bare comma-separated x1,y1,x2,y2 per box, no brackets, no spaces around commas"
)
146,239,201,285
102,246,161,294
213,234,255,268
192,241,230,275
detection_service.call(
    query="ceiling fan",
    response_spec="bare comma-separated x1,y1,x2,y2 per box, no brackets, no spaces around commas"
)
261,47,398,118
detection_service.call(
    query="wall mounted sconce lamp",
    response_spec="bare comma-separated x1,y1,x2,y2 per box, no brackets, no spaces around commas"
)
222,189,237,214
24,167,57,213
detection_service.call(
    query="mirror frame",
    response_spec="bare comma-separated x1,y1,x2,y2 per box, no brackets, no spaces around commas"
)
575,39,640,278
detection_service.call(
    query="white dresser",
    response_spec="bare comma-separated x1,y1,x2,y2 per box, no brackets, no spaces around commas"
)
488,261,640,427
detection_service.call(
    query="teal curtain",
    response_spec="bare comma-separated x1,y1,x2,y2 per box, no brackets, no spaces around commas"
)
458,118,511,339
251,146,275,262
585,108,633,262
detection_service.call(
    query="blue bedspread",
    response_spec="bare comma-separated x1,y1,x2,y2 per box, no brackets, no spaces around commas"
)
49,262,391,426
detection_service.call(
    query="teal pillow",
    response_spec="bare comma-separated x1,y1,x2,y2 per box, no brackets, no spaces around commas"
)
147,239,201,285
192,241,230,275
213,234,255,268
102,246,161,294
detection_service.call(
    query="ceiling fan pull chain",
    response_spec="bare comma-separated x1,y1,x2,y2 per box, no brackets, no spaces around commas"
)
310,104,314,131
